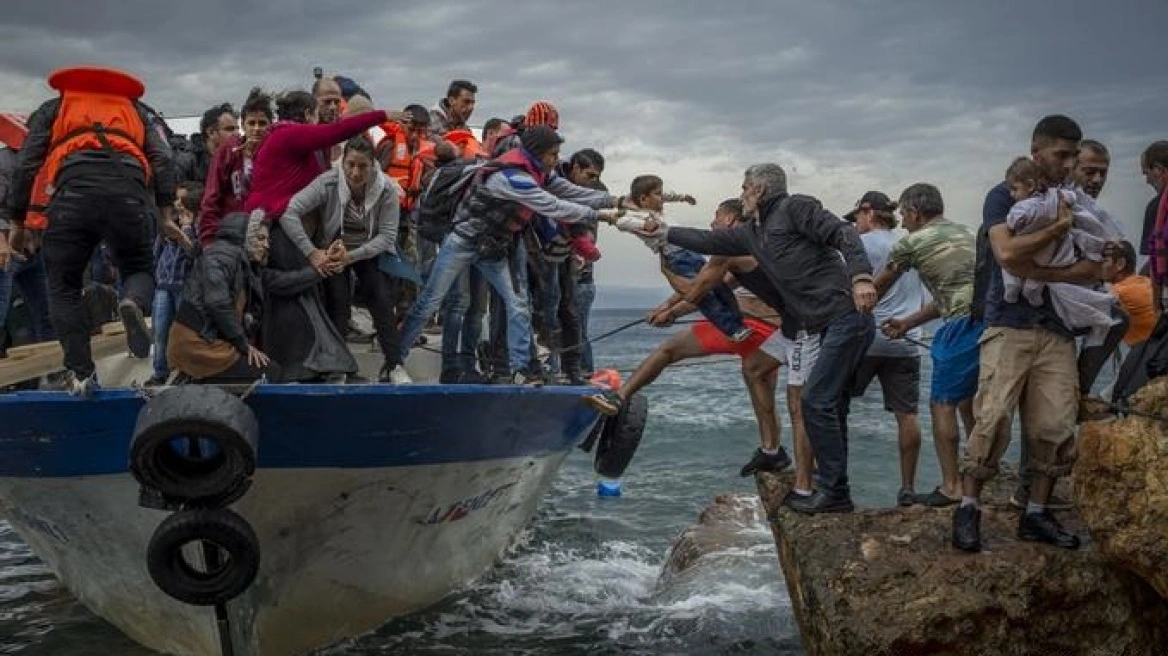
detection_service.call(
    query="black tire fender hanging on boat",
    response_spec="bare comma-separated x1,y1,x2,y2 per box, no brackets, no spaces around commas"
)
594,392,648,479
147,508,261,606
130,385,260,503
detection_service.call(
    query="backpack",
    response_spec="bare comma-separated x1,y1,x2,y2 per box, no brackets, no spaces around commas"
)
415,159,486,243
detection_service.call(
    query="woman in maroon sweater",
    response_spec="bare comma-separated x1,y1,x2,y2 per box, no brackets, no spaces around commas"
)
243,90,389,223
198,88,274,246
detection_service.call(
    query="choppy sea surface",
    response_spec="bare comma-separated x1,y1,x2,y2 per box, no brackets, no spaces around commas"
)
0,308,1057,655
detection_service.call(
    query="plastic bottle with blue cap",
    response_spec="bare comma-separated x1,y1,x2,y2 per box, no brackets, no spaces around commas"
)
596,477,622,497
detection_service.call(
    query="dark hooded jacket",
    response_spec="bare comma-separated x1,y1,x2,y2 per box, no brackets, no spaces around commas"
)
177,212,253,354
177,212,327,365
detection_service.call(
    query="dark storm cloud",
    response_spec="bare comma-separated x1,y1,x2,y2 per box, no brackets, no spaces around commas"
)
1,0,1166,283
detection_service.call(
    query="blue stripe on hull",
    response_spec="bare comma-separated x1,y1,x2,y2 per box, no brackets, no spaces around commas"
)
0,385,601,477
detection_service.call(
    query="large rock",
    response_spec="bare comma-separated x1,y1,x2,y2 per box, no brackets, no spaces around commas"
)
757,471,1168,656
1074,377,1168,603
659,493,765,583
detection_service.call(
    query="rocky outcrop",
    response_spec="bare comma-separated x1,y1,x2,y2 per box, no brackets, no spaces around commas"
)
1074,377,1168,603
757,471,1168,656
659,493,765,583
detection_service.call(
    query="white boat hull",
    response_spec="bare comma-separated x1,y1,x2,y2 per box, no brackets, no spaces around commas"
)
0,451,570,655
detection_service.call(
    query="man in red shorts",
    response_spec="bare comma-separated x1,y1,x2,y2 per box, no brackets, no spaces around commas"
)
587,200,814,479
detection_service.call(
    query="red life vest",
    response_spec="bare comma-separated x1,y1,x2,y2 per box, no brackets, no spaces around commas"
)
485,147,548,232
443,128,487,160
26,67,150,230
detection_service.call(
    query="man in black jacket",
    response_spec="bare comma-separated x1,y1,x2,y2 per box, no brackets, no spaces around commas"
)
646,163,877,513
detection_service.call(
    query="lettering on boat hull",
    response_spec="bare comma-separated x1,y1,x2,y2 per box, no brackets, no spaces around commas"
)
422,482,518,525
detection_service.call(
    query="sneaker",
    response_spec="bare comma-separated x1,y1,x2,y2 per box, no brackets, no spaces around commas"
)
1018,510,1081,549
144,373,169,387
951,504,981,552
729,326,754,342
584,390,623,416
511,371,544,387
346,320,375,344
739,447,792,477
919,487,961,508
44,371,99,398
897,487,917,507
118,300,152,358
1010,490,1072,512
379,365,413,384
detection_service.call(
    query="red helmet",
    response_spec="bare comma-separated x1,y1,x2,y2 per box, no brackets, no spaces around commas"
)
524,101,559,130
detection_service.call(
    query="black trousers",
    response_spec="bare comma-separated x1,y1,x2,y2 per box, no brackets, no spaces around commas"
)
323,258,402,368
42,186,155,377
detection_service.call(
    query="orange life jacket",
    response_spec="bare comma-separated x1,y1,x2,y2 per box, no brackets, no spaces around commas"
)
25,67,150,230
443,128,487,160
378,123,435,211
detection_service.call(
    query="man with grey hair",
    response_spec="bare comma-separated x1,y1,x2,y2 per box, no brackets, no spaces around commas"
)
646,163,877,513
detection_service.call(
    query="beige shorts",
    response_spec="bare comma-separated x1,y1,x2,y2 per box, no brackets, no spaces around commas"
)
760,330,821,386
961,326,1078,480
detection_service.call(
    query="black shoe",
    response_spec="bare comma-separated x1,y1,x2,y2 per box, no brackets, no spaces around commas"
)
455,370,488,385
739,447,792,477
1018,510,1081,549
897,487,916,507
919,487,961,508
784,490,854,515
951,504,982,552
118,300,151,358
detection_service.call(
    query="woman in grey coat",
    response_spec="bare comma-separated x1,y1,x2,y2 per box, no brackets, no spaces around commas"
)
280,135,409,383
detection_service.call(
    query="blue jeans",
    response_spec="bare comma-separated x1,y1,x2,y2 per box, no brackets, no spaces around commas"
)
800,310,875,497
0,252,54,343
399,233,532,373
151,288,181,378
663,249,745,338
440,269,472,376
576,278,596,373
458,268,490,373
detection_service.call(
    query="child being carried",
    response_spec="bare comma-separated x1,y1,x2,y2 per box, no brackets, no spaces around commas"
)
608,175,753,342
1003,156,1120,344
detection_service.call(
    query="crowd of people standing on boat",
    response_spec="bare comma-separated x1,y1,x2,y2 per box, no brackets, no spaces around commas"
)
2,66,1168,554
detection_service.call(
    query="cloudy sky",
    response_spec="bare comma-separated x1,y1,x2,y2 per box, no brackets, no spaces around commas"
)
2,0,1166,300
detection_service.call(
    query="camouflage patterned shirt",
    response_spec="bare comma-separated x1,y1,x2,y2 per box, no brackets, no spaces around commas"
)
888,217,976,318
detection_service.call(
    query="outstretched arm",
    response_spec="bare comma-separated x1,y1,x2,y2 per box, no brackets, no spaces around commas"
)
666,225,752,257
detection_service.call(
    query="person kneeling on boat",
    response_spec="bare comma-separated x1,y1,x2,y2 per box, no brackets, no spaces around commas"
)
167,212,288,384
279,136,411,383
396,125,627,386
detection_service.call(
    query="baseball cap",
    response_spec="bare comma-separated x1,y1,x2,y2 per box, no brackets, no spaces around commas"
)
843,191,897,222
